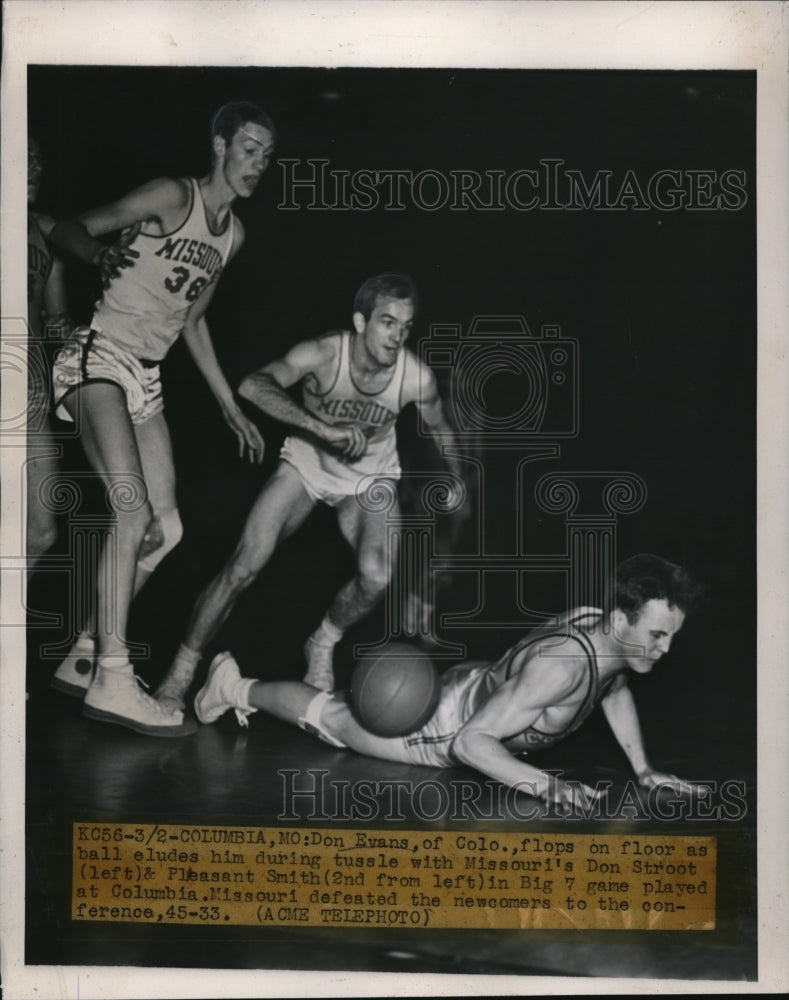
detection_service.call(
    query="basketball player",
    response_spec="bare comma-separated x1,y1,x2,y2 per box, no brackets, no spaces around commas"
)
192,554,703,810
47,102,273,736
156,272,463,709
27,137,72,568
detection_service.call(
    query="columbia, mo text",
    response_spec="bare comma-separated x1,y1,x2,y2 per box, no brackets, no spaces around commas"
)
71,823,717,930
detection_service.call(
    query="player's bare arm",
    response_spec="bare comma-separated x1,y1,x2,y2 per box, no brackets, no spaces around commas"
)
238,337,368,460
226,213,246,263
34,213,73,336
181,244,264,465
404,359,451,437
600,676,698,794
452,653,601,809
405,358,465,497
50,177,191,284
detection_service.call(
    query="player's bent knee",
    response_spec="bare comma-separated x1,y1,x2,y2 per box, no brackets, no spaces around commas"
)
357,556,391,596
137,508,183,572
119,498,155,544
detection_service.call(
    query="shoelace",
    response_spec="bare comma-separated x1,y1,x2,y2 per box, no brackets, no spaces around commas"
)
132,673,182,716
233,708,251,728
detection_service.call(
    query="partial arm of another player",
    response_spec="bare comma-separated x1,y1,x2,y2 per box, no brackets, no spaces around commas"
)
238,341,368,460
181,243,264,464
37,215,73,338
49,178,188,286
451,655,603,812
407,362,466,508
600,675,697,793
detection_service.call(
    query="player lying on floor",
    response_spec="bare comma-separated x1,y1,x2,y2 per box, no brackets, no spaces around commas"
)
193,554,703,810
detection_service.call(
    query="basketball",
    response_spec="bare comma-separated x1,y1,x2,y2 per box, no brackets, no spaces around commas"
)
350,643,441,737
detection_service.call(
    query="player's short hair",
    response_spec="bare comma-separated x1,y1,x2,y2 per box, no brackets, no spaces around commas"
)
211,101,277,153
353,272,420,321
606,554,704,623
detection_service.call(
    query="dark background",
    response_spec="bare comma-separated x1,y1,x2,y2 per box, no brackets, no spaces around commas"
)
24,66,756,977
28,65,756,748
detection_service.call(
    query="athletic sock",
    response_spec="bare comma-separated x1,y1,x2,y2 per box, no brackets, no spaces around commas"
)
310,616,343,647
154,645,202,708
166,645,201,687
73,631,95,654
235,677,256,712
96,653,132,674
171,644,201,671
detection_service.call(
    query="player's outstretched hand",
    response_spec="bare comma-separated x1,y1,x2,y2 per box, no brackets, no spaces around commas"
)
223,404,265,464
94,222,141,287
636,769,698,795
323,422,368,462
540,777,605,817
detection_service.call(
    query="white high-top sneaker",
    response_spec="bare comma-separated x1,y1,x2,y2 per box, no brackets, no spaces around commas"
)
51,638,95,697
83,661,197,737
194,652,256,727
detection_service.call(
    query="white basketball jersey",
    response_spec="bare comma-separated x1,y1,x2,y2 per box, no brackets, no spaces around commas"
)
280,332,408,500
91,178,234,361
304,329,405,456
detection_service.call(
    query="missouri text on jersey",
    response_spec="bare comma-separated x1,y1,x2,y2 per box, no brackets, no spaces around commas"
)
154,237,225,278
313,396,396,430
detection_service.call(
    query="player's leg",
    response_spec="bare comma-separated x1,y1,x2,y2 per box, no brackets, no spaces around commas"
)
26,418,59,569
304,484,398,691
63,383,151,654
132,409,182,594
194,651,414,762
55,410,181,690
58,382,193,735
155,462,314,709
